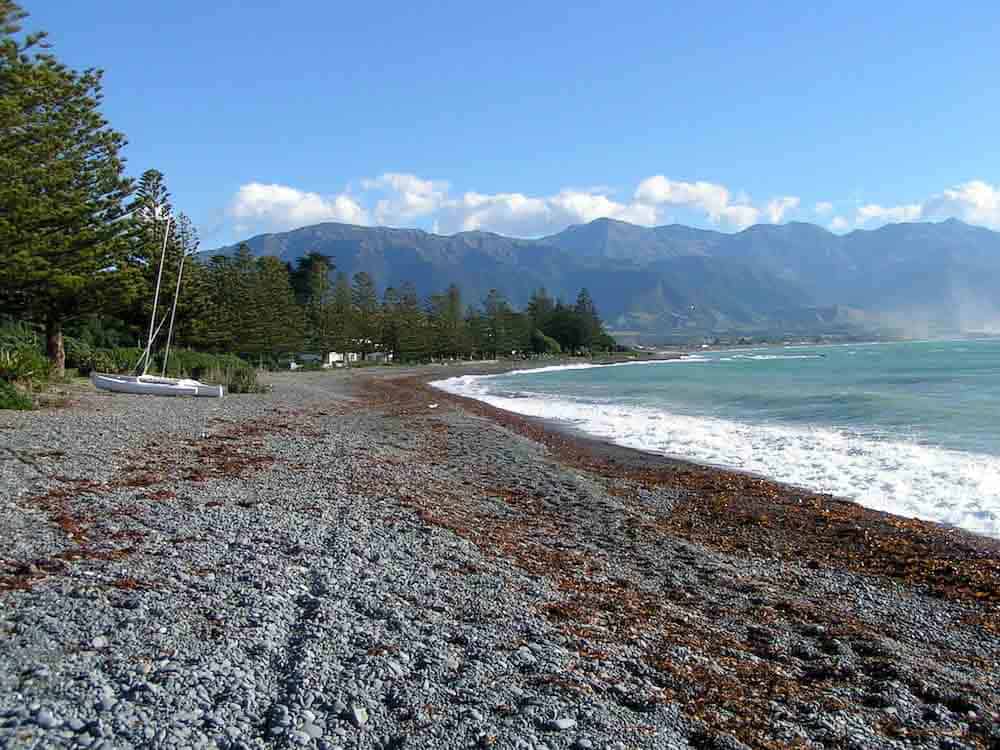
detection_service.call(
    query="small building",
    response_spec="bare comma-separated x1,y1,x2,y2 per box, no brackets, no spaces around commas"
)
324,351,361,368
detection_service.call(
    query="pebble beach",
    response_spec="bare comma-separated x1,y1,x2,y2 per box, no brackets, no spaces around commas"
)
1,367,998,750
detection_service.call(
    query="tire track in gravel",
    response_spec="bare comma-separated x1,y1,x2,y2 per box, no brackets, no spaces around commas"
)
263,494,373,748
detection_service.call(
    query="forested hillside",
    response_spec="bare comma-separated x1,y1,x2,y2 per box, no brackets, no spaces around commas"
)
217,215,1000,337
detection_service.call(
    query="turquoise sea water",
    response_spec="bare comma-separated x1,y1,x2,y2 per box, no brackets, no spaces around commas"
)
434,339,1000,538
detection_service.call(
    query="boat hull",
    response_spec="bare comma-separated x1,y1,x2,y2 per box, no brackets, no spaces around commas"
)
91,373,224,398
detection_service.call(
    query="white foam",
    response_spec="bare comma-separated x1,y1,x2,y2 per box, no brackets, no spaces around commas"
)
458,356,706,382
732,354,823,361
432,375,1000,538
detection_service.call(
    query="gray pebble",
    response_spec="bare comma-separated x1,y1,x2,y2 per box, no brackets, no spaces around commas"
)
349,704,368,729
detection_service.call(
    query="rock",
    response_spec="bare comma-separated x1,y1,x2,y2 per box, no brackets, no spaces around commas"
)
272,704,291,726
387,659,405,677
36,708,59,729
91,636,109,650
548,718,576,731
348,704,368,729
302,722,323,739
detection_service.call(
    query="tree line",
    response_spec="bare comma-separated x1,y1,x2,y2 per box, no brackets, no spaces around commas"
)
0,1,618,374
185,244,617,363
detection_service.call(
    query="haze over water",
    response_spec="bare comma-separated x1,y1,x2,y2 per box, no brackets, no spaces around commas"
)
434,339,1000,539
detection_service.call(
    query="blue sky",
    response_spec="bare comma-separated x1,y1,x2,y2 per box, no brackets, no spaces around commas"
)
26,0,1000,245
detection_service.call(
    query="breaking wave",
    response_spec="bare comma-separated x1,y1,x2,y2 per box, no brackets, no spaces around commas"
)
432,370,1000,538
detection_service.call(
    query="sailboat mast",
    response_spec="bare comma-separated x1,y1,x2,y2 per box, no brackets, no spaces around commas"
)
142,214,172,376
161,251,187,377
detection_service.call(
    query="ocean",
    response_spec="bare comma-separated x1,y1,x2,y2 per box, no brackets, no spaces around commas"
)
432,339,1000,539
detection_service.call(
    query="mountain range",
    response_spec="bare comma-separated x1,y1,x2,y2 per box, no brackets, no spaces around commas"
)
212,217,1000,341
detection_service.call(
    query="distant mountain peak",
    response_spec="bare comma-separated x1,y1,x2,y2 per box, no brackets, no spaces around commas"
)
210,217,1000,339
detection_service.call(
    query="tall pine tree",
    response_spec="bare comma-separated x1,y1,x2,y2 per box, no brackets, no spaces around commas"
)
0,2,133,373
247,256,303,357
351,271,379,358
395,281,428,362
328,272,356,358
427,283,468,358
291,252,334,352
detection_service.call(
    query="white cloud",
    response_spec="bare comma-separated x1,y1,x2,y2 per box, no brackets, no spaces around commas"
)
443,191,551,235
228,182,368,232
719,204,761,229
829,216,850,232
547,190,658,227
831,180,1000,232
635,176,727,217
921,180,1000,227
633,175,760,229
431,189,657,237
765,196,800,223
221,176,1000,241
225,174,770,238
362,172,449,224
856,202,922,226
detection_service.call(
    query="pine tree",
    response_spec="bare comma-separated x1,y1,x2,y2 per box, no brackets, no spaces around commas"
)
482,289,516,357
465,306,487,359
351,271,379,358
0,2,133,373
291,253,334,351
249,257,303,356
574,288,602,351
427,283,467,358
167,213,202,350
381,286,401,358
204,244,257,353
125,169,180,345
526,287,555,329
395,282,428,362
328,271,356,359
544,301,581,352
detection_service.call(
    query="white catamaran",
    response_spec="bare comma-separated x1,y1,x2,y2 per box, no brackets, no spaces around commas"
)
91,215,224,398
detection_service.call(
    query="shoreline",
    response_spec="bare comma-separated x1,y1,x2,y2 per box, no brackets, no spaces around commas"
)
425,358,1000,546
386,367,1000,606
2,367,998,749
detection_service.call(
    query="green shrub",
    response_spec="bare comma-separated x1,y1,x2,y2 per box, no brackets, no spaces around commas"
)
0,347,51,383
0,321,40,351
153,349,264,394
162,349,219,379
74,348,117,376
208,363,262,394
64,337,93,371
0,379,33,410
111,347,145,374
